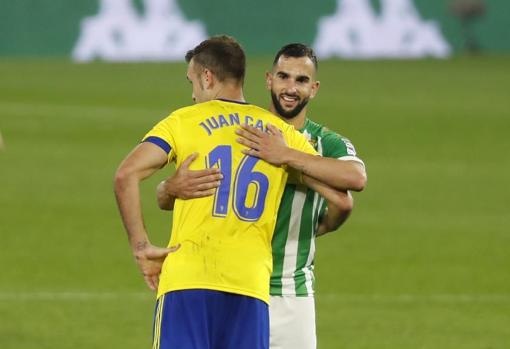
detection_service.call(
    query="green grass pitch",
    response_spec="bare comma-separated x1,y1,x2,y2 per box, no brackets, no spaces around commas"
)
0,56,509,348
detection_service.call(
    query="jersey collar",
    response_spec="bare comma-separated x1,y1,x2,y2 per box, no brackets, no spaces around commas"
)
215,98,250,105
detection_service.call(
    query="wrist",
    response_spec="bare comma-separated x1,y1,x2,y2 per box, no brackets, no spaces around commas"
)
131,239,149,257
281,147,298,166
284,148,307,172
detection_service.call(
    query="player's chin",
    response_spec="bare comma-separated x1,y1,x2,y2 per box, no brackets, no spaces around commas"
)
284,104,299,113
281,104,299,115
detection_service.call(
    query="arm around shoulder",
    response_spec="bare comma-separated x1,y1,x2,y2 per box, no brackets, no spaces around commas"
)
286,152,367,192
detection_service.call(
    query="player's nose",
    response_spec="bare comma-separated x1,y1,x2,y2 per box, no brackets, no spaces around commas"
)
284,85,298,95
284,80,298,94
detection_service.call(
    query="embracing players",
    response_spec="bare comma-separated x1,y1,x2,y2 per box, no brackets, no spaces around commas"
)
114,36,340,349
157,43,366,348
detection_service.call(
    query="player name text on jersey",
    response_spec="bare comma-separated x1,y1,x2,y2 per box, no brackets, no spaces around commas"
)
199,113,268,136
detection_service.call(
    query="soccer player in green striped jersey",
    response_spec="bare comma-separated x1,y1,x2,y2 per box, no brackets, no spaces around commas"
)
157,44,366,349
235,44,366,349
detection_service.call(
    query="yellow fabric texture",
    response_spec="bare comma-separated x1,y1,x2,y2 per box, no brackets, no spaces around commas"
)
143,100,317,303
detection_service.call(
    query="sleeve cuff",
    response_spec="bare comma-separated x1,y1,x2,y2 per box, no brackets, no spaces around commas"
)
338,155,365,167
143,136,172,154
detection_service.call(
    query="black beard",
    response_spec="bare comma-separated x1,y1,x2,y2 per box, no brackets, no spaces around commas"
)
271,91,309,120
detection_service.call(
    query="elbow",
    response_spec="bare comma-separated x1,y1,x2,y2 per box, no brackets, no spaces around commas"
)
156,196,169,210
113,170,126,193
113,166,134,193
157,200,173,211
340,196,354,213
351,169,367,192
156,181,173,211
330,191,354,213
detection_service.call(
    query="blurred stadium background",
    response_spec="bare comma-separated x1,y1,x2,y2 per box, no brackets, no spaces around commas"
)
0,1,509,348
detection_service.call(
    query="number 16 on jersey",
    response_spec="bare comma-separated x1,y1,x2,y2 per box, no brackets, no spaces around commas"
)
207,145,269,222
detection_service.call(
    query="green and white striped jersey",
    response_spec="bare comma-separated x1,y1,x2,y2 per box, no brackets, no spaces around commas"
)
270,118,364,296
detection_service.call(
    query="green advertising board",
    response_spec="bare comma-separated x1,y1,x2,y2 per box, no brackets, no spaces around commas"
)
0,0,508,59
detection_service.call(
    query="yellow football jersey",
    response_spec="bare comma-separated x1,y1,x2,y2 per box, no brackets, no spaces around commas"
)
143,99,317,303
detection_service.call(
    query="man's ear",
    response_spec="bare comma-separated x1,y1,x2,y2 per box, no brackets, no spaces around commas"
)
310,80,320,99
265,71,272,90
202,68,215,89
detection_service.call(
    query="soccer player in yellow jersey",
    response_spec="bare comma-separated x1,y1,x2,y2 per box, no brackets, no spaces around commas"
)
114,36,318,349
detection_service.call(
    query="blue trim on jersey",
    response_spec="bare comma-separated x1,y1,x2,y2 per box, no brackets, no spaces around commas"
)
143,136,171,154
216,98,250,105
153,290,269,349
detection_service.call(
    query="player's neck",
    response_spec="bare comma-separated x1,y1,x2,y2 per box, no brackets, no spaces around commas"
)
290,111,307,129
270,104,307,129
213,85,246,103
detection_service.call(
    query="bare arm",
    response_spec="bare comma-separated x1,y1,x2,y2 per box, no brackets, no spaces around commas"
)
236,124,367,192
157,181,177,211
316,191,353,237
300,174,348,210
114,142,180,290
156,153,222,211
284,153,365,192
300,174,353,236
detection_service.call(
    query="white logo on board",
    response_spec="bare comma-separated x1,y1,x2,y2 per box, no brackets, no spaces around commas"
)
313,0,451,59
72,0,207,62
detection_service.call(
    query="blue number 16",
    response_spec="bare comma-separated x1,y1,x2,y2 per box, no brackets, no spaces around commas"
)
207,145,269,222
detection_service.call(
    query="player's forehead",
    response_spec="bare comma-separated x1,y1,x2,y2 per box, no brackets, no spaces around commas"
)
273,55,316,78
